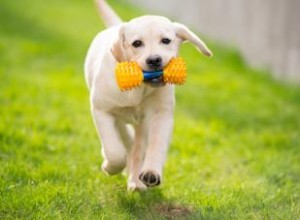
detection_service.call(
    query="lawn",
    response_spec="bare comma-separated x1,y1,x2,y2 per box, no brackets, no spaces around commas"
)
1,0,300,219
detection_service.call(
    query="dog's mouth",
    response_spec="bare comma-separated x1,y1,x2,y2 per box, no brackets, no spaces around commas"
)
143,67,166,87
144,75,165,87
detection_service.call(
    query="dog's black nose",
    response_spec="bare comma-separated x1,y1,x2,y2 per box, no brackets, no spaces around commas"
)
146,56,162,69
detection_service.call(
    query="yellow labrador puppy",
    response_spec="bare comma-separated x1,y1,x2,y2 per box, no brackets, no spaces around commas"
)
84,0,212,191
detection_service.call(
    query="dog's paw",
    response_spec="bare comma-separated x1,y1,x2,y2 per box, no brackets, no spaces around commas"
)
139,171,161,187
127,180,147,192
101,160,125,175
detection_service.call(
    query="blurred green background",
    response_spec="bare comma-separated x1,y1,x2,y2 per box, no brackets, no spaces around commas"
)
1,0,300,219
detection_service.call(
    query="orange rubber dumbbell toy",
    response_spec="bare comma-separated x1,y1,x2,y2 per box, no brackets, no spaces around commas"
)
115,57,187,91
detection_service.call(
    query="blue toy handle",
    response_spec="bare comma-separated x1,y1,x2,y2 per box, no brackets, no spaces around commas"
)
143,70,163,81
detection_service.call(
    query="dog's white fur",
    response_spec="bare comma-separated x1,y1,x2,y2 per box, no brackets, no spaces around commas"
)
84,0,212,191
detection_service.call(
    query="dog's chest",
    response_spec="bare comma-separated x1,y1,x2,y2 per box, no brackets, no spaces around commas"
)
111,85,155,107
108,86,155,124
111,106,142,124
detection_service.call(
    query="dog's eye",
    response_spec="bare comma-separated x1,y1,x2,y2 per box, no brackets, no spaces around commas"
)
132,40,143,48
161,38,171,45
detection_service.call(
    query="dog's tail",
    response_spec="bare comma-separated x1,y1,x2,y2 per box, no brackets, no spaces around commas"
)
95,0,122,27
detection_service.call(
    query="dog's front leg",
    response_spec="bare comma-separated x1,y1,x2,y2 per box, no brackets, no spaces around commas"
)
127,124,147,191
92,108,127,175
139,107,174,187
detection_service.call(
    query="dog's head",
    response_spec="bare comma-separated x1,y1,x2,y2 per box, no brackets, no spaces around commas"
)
112,16,212,85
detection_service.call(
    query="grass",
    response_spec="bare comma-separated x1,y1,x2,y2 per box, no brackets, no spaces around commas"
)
1,0,300,219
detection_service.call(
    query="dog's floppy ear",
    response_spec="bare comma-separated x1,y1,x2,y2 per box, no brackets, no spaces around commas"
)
111,25,127,62
173,22,213,57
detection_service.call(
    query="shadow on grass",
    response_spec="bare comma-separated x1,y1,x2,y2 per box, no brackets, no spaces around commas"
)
116,188,194,219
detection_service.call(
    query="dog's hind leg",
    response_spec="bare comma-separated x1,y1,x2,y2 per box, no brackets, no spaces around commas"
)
116,121,134,151
92,108,127,175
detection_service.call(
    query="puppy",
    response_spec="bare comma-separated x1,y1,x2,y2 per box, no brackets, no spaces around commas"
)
84,0,212,191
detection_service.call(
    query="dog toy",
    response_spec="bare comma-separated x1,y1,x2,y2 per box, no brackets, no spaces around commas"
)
115,57,187,91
